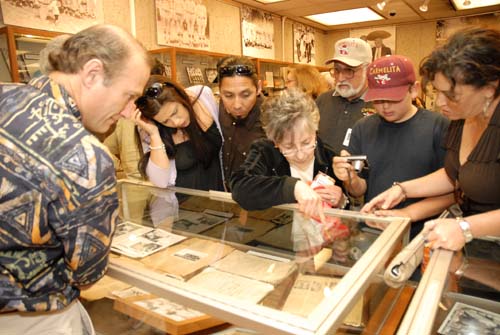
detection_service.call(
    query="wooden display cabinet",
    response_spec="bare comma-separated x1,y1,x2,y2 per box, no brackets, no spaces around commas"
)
0,25,64,83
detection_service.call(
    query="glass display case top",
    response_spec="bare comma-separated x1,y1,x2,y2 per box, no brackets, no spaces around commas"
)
108,179,411,335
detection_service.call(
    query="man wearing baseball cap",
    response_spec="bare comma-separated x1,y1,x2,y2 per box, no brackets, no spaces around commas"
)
317,37,375,155
333,55,450,238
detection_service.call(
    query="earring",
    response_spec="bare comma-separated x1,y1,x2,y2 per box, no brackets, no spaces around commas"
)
482,97,492,118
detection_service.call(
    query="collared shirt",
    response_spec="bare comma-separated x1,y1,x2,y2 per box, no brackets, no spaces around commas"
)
0,76,118,312
219,96,266,190
316,89,374,154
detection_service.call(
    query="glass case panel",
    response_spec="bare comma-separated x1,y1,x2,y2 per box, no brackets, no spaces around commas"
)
0,32,12,82
399,247,500,335
108,179,411,335
14,34,51,83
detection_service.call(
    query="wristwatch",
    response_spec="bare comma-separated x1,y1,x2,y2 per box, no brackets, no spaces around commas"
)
456,217,473,243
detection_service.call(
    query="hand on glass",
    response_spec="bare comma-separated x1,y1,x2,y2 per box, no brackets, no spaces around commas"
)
422,218,466,251
362,185,405,214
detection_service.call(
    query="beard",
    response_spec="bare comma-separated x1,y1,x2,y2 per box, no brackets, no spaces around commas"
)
335,71,366,99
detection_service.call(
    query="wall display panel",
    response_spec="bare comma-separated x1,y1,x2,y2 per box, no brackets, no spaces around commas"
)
155,0,210,50
241,5,274,59
0,0,103,33
350,26,396,63
293,23,315,65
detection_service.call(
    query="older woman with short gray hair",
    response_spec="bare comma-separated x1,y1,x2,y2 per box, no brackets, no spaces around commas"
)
231,89,347,219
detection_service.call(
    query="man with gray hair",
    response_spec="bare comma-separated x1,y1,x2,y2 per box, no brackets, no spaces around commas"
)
316,37,374,154
0,24,151,334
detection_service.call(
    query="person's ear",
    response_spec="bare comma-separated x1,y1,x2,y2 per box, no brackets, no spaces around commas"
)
80,58,105,88
484,80,498,100
409,81,420,99
257,79,263,96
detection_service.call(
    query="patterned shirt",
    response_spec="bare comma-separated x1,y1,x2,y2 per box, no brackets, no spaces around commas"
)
0,76,118,312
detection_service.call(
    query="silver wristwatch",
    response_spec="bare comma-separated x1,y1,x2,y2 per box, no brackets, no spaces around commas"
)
456,218,473,243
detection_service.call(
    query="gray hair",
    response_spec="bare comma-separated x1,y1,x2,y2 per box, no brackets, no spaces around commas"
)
260,88,320,143
39,34,70,75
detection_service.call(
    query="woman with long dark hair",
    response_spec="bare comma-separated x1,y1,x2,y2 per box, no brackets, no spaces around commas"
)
132,75,224,191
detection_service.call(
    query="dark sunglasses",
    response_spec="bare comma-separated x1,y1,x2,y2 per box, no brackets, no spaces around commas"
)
135,82,169,111
218,65,254,78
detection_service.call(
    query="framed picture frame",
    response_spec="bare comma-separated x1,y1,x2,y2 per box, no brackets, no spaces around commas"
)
205,68,218,84
350,26,396,62
186,66,205,85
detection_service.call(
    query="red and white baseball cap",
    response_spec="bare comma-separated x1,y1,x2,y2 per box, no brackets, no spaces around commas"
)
364,55,416,102
325,38,372,67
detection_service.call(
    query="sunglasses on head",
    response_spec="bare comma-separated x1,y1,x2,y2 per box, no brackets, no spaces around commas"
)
135,82,171,111
218,65,254,78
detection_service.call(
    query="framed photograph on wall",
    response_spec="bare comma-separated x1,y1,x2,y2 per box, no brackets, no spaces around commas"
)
155,0,210,50
186,67,205,85
0,0,103,33
205,68,218,84
241,5,274,59
350,26,396,62
293,24,316,65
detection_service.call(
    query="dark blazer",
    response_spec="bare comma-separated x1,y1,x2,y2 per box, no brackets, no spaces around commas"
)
230,137,344,211
371,46,392,60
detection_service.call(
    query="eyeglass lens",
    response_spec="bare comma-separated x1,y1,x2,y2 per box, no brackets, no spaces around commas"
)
281,141,317,156
330,65,358,79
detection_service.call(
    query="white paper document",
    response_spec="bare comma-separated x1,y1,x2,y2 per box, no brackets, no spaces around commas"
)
112,221,186,258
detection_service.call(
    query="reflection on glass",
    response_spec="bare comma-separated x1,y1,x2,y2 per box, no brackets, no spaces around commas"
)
0,33,12,82
114,181,408,333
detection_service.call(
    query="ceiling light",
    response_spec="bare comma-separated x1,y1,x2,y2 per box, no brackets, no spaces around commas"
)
377,1,386,10
254,0,286,3
451,0,498,10
306,8,384,26
419,0,430,12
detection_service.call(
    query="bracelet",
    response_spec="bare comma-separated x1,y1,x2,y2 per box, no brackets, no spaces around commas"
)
454,258,469,279
149,144,165,151
392,182,407,201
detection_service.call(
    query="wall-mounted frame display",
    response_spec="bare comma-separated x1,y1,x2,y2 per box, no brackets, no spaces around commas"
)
0,0,103,33
293,24,316,65
155,0,210,50
205,68,218,84
186,66,205,85
350,26,396,62
241,5,274,59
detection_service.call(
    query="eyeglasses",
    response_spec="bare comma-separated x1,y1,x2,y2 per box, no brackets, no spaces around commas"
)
280,141,317,157
135,82,167,111
218,65,254,78
329,64,364,80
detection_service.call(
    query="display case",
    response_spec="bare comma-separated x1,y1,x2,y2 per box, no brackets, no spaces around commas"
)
0,25,62,83
149,47,329,98
150,47,243,92
98,179,416,335
398,247,500,335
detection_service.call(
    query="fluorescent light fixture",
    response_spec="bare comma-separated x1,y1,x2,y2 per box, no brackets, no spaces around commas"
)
451,0,499,10
306,8,384,26
254,0,286,3
419,0,430,12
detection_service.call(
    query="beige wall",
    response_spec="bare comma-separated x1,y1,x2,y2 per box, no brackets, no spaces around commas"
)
110,0,492,71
